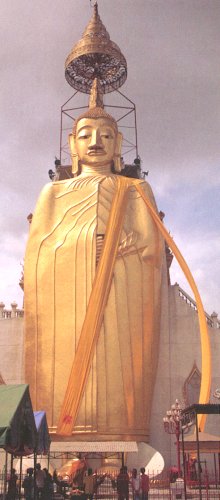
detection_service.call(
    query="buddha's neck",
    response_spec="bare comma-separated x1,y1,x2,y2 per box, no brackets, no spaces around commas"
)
81,164,112,175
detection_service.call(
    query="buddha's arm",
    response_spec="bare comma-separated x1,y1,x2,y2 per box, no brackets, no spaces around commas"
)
120,179,163,266
135,179,211,431
27,183,57,238
97,177,161,263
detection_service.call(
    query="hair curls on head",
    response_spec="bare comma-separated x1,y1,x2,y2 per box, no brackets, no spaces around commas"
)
72,107,118,136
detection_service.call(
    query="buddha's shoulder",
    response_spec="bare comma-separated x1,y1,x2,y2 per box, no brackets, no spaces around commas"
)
136,178,154,195
122,177,154,197
39,179,76,198
38,176,155,200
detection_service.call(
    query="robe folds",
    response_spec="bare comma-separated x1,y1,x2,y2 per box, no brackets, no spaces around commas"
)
24,173,163,441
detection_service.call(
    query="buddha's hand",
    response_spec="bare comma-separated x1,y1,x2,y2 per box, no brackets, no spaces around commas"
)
118,232,138,256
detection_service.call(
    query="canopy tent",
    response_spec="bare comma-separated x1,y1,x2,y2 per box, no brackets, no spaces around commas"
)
34,411,50,454
50,441,138,453
180,431,220,453
0,384,37,455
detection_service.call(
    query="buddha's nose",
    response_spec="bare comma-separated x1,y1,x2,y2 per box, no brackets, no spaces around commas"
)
88,130,103,150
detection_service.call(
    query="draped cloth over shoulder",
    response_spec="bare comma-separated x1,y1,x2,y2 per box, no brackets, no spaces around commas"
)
135,183,211,432
57,180,211,435
57,176,132,434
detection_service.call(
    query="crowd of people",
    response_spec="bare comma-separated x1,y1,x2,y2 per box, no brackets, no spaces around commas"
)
23,464,53,500
116,466,150,500
6,464,150,500
6,463,53,500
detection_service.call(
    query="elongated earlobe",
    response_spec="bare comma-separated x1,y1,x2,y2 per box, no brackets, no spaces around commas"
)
68,133,79,176
114,132,123,172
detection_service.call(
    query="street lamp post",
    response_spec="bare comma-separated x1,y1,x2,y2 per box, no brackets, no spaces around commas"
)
163,399,183,477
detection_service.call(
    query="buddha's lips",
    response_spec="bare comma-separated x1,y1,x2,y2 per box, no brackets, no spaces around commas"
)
87,150,106,156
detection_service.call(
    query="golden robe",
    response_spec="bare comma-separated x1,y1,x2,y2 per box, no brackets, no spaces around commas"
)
24,173,163,441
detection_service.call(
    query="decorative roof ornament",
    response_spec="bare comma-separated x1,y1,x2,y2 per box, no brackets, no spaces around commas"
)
65,2,127,94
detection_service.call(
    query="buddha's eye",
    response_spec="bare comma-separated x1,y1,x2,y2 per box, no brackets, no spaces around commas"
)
101,133,112,139
78,133,90,140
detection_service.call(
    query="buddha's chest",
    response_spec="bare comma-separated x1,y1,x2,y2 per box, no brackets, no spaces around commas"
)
53,175,146,250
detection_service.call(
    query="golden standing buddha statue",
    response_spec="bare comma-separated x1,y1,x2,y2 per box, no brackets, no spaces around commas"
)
24,76,164,440
24,3,211,441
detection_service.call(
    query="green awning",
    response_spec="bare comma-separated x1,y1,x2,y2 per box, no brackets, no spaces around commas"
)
0,384,37,454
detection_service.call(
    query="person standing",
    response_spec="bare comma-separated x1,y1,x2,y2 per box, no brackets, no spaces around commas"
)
22,468,34,500
43,468,53,499
131,469,140,500
83,468,96,500
140,468,149,500
35,463,45,499
116,466,129,500
7,469,18,500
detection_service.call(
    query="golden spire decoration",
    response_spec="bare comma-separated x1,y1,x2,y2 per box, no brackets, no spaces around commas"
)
89,78,104,108
65,3,127,94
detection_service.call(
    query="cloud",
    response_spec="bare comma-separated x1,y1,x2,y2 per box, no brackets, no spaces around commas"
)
169,230,220,315
0,234,26,308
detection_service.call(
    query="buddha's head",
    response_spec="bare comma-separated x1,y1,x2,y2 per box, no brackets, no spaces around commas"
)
69,80,123,175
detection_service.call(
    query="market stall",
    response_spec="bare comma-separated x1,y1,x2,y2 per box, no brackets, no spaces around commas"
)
0,384,37,499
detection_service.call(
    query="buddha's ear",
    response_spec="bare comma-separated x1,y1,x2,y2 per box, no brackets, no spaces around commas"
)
68,133,79,176
114,131,123,172
68,133,77,154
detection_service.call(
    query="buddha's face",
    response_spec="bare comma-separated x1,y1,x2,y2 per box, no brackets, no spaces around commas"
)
75,117,117,167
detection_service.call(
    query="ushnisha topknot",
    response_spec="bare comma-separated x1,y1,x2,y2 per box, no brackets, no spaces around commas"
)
73,78,118,136
73,107,118,135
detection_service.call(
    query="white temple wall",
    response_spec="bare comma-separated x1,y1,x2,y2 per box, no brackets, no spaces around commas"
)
150,282,220,469
0,310,24,385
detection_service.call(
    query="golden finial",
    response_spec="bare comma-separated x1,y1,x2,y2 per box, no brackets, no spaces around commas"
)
89,78,104,109
89,1,98,11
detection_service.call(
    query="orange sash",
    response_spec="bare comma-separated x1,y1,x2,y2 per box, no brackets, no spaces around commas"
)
57,176,131,434
136,184,211,432
57,179,211,435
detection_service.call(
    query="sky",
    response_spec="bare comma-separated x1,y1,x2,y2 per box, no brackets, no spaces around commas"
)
1,0,220,315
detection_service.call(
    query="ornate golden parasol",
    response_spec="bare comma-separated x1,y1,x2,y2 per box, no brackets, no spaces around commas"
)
65,2,127,94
